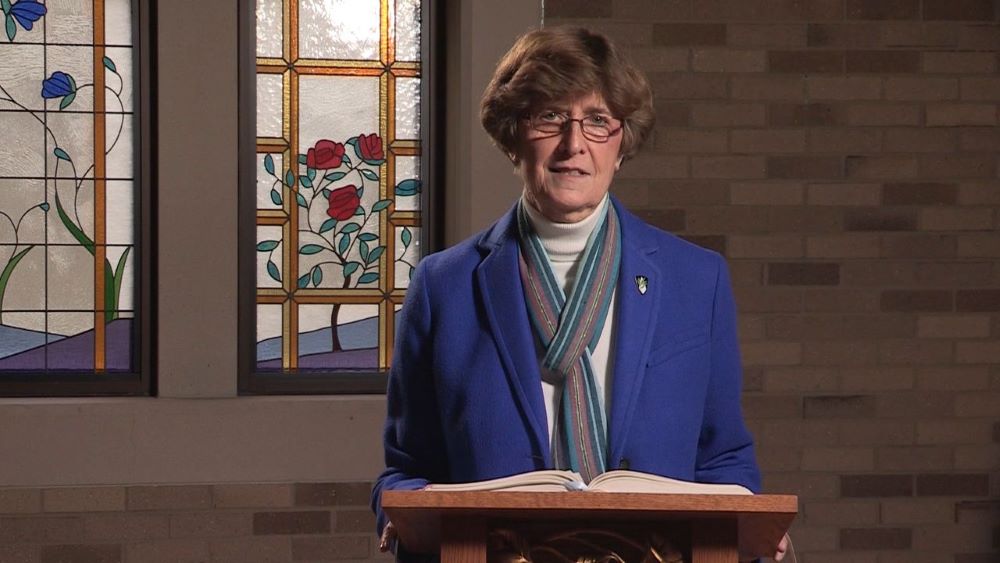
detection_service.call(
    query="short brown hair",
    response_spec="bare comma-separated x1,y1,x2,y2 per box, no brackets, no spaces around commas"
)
480,26,655,162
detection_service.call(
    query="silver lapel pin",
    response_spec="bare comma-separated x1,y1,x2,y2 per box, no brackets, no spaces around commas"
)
635,275,648,295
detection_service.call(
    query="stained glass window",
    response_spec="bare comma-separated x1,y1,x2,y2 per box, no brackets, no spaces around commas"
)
250,0,425,379
0,0,142,384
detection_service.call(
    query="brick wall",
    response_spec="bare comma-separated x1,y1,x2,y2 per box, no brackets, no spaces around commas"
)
549,0,999,561
0,483,386,563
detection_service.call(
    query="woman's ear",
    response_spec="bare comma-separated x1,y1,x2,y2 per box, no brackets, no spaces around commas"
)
615,155,623,170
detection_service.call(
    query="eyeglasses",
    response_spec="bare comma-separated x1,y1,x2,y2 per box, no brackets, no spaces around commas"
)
525,111,623,143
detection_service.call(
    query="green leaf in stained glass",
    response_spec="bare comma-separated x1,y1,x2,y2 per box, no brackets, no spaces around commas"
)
343,261,360,277
264,154,275,175
353,207,365,216
359,240,369,262
372,199,392,212
1,0,10,15
324,172,346,182
266,260,281,282
103,56,118,73
360,169,379,181
341,153,352,167
299,176,313,188
299,244,324,255
357,233,378,242
59,93,76,110
395,179,421,196
270,188,282,205
5,14,15,42
338,233,350,255
367,246,385,265
298,154,307,165
256,240,279,252
295,193,307,208
284,170,294,187
358,272,379,284
401,227,412,248
340,223,360,234
307,167,316,181
318,218,337,234
297,273,310,288
311,266,322,287
53,147,71,161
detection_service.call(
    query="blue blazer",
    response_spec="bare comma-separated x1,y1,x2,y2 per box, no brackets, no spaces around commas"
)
372,197,760,538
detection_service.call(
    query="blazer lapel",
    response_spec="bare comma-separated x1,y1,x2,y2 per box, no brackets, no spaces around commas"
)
475,209,551,465
607,199,663,466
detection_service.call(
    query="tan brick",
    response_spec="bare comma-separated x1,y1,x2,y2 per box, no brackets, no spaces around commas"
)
916,262,993,286
917,315,992,338
881,498,957,524
847,156,919,179
252,511,330,535
40,545,121,563
730,182,803,205
0,489,41,514
548,19,653,46
807,234,880,258
802,447,875,471
880,339,954,364
954,444,1000,470
755,446,803,472
659,129,727,153
841,367,916,391
692,49,765,72
692,155,767,178
806,183,880,206
728,24,807,47
881,22,959,47
809,129,882,153
804,395,877,419
616,154,688,179
653,73,728,99
808,23,883,47
957,234,1000,258
917,473,990,496
44,517,87,543
923,52,997,74
956,289,1000,312
917,420,993,445
334,509,377,533
124,539,209,563
804,288,881,313
876,446,954,471
877,392,956,418
959,128,1000,151
926,103,998,126
883,181,958,205
43,488,125,513
127,486,212,511
806,76,882,100
768,50,843,73
846,209,917,232
657,102,691,126
958,181,1000,205
769,315,913,339
883,128,957,152
728,235,804,259
770,102,847,126
919,154,997,179
731,129,806,154
212,484,291,509
916,366,990,390
841,527,912,550
734,287,804,313
881,234,956,259
841,474,915,497
923,0,996,21
806,500,879,526
841,261,916,286
648,180,729,204
83,513,170,541
803,341,879,366
743,394,804,421
170,512,251,538
763,367,839,392
621,47,689,72
611,0,692,20
0,545,34,563
208,536,292,563
884,77,959,101
847,0,920,19
768,156,843,179
691,103,767,127
291,536,370,560
914,523,996,552
881,290,952,312
731,75,805,100
652,23,725,46
840,420,916,445
741,341,802,365
847,104,922,126
764,472,838,498
846,50,921,73
960,77,1000,101
782,527,841,554
957,342,1000,364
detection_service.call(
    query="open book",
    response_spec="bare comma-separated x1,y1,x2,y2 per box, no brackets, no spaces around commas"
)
424,469,752,495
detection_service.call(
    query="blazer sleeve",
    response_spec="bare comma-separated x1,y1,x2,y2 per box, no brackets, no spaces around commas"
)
693,255,762,493
370,258,449,536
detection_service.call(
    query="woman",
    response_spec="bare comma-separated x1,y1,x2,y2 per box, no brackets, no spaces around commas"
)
373,26,784,561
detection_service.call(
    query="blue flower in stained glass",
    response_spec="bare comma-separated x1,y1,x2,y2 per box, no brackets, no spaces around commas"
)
41,72,76,99
9,0,47,31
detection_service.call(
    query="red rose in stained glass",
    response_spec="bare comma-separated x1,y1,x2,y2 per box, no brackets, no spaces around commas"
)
327,185,361,221
307,140,345,170
358,133,384,162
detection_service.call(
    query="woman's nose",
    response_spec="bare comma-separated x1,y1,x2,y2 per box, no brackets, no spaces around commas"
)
560,120,586,154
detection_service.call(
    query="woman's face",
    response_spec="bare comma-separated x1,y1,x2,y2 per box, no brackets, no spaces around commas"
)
516,92,623,223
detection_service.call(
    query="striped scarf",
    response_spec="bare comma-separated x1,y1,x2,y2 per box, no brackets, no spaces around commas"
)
516,199,621,482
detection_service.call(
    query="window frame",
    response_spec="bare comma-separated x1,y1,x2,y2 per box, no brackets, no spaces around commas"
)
238,0,445,395
0,0,155,397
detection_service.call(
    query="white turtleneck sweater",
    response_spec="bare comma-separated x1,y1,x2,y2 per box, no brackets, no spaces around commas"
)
521,195,618,445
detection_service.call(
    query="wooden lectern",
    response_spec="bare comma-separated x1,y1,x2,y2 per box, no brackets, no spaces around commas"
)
383,490,796,563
